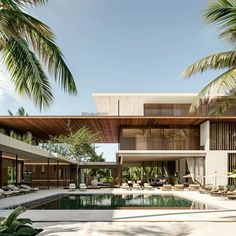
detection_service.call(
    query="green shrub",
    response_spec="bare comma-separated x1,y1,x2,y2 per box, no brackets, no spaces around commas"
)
0,206,42,236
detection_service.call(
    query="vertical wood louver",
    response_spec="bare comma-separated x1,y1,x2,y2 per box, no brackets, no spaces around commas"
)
228,153,236,185
210,122,236,150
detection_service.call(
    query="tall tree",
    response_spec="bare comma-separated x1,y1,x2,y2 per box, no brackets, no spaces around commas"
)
182,0,236,114
52,127,100,186
0,0,77,110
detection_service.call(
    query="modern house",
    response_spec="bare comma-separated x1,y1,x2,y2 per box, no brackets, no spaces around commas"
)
0,93,236,188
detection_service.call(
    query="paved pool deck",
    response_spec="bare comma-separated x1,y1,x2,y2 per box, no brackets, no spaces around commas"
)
1,188,235,235
35,222,236,236
0,188,236,223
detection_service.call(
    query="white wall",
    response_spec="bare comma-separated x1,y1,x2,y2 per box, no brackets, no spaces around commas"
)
205,151,228,186
200,121,210,151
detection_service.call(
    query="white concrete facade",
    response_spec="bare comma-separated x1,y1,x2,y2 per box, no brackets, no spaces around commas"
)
93,93,197,116
93,93,234,187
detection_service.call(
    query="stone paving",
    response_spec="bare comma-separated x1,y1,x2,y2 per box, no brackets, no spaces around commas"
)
0,188,236,235
35,222,235,236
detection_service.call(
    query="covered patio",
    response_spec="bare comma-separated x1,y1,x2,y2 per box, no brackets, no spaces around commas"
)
116,150,206,186
0,133,76,189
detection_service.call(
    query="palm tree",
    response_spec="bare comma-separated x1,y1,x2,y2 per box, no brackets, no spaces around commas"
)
8,106,28,116
182,0,236,114
0,0,77,110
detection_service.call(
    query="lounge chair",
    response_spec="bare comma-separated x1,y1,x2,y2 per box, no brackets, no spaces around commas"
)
132,182,142,190
68,183,76,191
160,184,172,191
7,185,23,195
20,184,39,192
127,180,133,188
188,184,200,191
143,183,153,190
172,184,184,191
137,180,142,186
121,183,129,190
0,188,13,197
211,188,228,196
79,183,87,191
224,189,236,196
199,188,210,194
227,195,236,200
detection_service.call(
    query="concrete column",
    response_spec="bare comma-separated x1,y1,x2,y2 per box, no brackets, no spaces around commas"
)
15,155,18,186
200,121,210,150
57,161,59,188
47,158,49,189
0,151,2,188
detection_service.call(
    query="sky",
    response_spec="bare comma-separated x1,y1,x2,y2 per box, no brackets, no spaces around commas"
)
0,0,231,161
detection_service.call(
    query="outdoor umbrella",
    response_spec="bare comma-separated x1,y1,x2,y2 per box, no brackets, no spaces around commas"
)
181,174,194,178
204,172,223,188
181,174,203,184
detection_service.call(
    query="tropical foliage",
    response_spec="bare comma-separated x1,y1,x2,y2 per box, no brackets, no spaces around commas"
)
0,0,77,110
8,107,28,116
51,126,100,186
0,127,34,144
182,0,236,114
0,206,42,235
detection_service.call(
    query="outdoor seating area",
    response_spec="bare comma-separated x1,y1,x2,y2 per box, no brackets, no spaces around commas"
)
117,181,236,200
199,185,236,200
0,184,39,198
68,183,88,191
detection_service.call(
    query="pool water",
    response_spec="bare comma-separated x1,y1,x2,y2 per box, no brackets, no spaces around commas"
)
27,194,214,210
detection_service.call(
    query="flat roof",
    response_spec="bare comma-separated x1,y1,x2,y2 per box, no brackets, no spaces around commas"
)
116,150,206,163
0,116,236,142
0,133,75,164
93,93,197,115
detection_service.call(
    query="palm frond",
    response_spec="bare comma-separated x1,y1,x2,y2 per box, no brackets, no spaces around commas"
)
190,67,236,112
181,51,236,78
26,32,77,94
208,94,236,115
18,0,48,6
1,9,77,94
7,109,13,116
204,0,236,43
1,38,54,109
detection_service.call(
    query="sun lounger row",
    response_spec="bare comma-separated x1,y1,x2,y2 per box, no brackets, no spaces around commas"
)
0,184,39,198
120,183,200,191
199,186,236,200
121,182,154,190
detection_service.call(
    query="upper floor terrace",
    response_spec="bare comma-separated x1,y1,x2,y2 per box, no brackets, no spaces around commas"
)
93,93,236,117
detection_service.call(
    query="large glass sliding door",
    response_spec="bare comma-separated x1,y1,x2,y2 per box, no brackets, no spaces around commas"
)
120,127,200,150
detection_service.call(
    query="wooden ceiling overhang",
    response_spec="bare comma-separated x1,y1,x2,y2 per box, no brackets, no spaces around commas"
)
0,116,235,143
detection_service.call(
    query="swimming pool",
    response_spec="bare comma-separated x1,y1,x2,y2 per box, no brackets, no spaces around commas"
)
20,194,215,210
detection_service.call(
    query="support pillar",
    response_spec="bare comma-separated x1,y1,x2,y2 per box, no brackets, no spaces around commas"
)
21,161,24,184
0,151,2,188
47,158,50,189
57,161,59,188
15,155,18,186
142,162,144,183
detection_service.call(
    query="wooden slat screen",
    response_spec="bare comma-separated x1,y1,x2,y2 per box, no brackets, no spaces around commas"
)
210,122,236,150
228,153,236,185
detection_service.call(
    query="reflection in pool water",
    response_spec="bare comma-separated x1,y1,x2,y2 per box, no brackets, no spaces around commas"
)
29,194,215,210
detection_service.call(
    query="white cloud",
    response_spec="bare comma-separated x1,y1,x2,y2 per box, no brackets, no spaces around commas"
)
0,63,18,104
